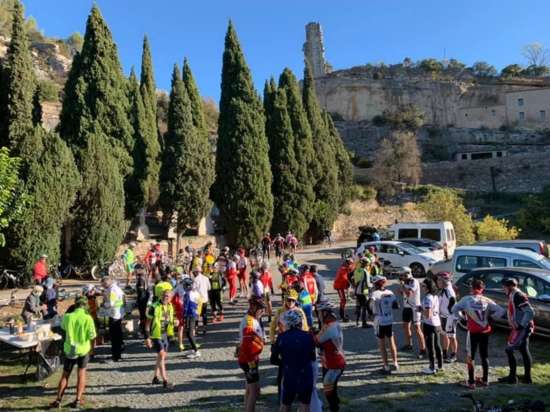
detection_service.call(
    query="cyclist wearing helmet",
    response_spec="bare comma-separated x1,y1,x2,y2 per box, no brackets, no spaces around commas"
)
208,263,225,323
123,242,137,286
352,257,372,328
250,271,264,300
315,301,346,412
300,265,318,306
269,289,308,344
333,258,354,322
498,278,535,385
182,278,201,358
436,272,458,363
370,275,399,373
293,281,314,328
238,297,266,412
273,233,285,262
270,309,316,412
420,278,442,375
259,262,274,321
452,279,505,388
261,233,272,260
398,267,426,357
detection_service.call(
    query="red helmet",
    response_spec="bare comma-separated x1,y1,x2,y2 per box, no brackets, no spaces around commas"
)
437,271,451,281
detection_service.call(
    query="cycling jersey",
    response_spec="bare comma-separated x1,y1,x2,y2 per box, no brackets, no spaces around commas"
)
439,284,456,318
353,267,370,296
333,265,351,290
183,289,201,319
507,289,535,330
422,294,441,327
251,279,264,299
146,302,175,339
303,273,318,302
401,278,421,309
371,289,397,326
269,307,308,342
452,294,505,334
259,271,273,294
238,314,264,364
209,271,224,291
316,321,346,370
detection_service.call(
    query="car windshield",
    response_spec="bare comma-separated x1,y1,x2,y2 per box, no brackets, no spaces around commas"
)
398,243,424,254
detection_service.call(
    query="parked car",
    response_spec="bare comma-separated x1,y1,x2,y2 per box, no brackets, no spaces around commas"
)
439,246,550,282
356,241,441,277
390,221,456,257
356,226,392,247
399,238,443,252
476,240,549,258
455,267,550,337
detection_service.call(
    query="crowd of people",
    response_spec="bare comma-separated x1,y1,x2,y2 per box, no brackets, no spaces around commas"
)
19,234,537,411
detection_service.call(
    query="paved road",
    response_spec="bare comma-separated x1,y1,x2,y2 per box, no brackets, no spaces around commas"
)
5,242,544,411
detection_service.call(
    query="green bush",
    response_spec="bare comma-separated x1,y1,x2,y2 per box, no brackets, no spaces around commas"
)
476,215,520,241
372,105,425,131
37,79,60,102
419,58,444,73
351,185,377,202
518,186,550,233
354,156,372,168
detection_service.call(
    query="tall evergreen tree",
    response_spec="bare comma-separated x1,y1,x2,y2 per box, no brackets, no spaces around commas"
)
302,63,339,239
58,5,133,174
211,22,273,247
1,0,35,150
278,68,316,228
267,88,309,236
139,36,161,207
160,65,213,236
263,77,276,127
324,110,353,211
58,5,130,264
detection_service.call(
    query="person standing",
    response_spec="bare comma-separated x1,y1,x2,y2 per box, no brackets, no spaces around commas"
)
261,233,272,260
226,255,239,304
259,262,274,322
269,289,309,343
498,278,535,384
333,259,353,322
315,302,346,412
294,282,314,329
237,249,249,298
370,275,399,373
135,264,150,337
154,271,173,301
32,254,48,284
421,278,443,375
250,271,264,300
398,267,426,357
352,258,371,328
50,297,96,409
452,279,506,388
193,268,211,334
101,276,125,362
182,278,201,358
208,264,225,322
270,310,316,412
436,272,458,363
145,290,176,389
273,234,285,263
238,297,266,412
22,285,45,324
123,242,137,286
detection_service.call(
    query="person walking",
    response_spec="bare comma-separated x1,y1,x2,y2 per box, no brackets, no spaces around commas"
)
370,275,399,373
238,297,266,412
145,290,177,389
50,297,96,409
193,268,211,334
261,233,272,260
237,249,249,298
270,310,316,412
436,272,458,363
421,278,443,375
123,242,137,286
182,278,202,358
135,264,150,337
333,259,353,322
452,279,506,388
226,255,239,304
273,234,285,263
32,254,48,285
316,302,346,412
398,267,426,357
101,276,125,362
259,262,274,322
498,278,535,384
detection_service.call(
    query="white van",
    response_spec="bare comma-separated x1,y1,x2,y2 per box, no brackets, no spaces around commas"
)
390,221,456,257
451,246,550,281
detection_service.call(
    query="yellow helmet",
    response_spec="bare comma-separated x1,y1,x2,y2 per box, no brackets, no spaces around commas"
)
287,289,299,301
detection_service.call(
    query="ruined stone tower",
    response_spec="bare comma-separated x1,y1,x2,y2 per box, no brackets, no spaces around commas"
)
303,22,330,78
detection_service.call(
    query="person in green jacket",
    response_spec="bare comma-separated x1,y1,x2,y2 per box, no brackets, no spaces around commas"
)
123,242,137,286
50,297,97,409
208,266,225,322
353,257,373,328
145,290,177,389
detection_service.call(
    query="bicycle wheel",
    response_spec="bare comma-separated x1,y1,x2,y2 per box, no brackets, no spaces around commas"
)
90,265,99,280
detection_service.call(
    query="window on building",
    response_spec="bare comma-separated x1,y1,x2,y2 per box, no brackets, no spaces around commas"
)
518,98,524,106
471,152,493,160
540,110,546,120
461,154,468,160
519,112,525,121
464,113,468,117
496,151,503,157
491,109,496,116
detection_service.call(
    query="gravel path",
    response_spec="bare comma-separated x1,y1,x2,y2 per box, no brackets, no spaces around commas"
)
6,242,545,411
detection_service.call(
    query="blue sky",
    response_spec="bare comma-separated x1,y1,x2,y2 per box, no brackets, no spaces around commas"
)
24,0,550,101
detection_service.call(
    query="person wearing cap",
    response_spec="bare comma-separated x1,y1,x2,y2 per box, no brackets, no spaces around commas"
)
352,257,372,328
182,277,202,358
145,289,177,389
269,289,308,344
208,263,225,323
420,278,443,375
154,271,174,301
293,281,314,328
498,278,535,384
193,267,211,334
226,254,239,304
333,259,354,322
50,297,96,409
270,309,316,412
259,262,274,322
123,242,137,286
22,285,45,324
370,275,399,373
436,272,458,363
315,302,346,412
279,267,299,302
101,276,125,362
452,279,506,388
238,297,266,412
398,267,426,357
32,254,48,284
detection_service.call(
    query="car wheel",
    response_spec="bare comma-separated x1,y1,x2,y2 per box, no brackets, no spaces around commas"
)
410,263,425,278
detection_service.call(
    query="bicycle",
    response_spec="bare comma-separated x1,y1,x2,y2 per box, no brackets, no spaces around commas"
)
461,393,546,412
0,268,26,289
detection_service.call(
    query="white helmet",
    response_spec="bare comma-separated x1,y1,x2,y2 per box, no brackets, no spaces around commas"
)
283,310,303,330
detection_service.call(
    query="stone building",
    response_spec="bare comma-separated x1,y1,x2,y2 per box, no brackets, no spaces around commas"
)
303,22,331,78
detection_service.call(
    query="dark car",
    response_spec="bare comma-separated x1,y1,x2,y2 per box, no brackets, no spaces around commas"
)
455,267,550,336
400,238,443,252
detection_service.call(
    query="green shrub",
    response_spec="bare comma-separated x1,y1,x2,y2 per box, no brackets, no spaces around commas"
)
476,215,520,241
518,186,550,233
354,156,372,168
351,185,377,202
37,79,60,102
419,58,444,73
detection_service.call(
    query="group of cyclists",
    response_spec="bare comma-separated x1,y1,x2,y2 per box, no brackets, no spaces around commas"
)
18,232,535,411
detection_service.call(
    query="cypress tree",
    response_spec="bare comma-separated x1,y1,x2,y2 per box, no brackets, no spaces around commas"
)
263,77,276,127
324,110,353,211
211,22,273,247
58,5,133,174
302,63,339,239
125,69,149,218
267,88,309,236
1,0,35,150
278,68,316,228
139,36,161,207
160,65,213,235
72,125,126,266
182,58,215,201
